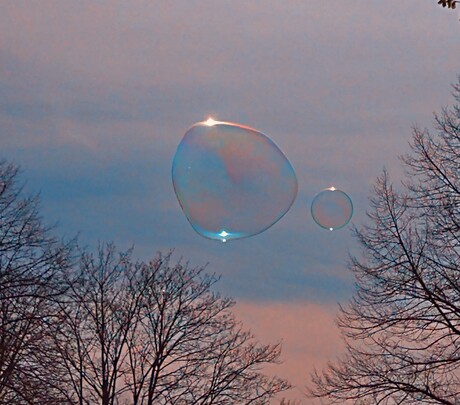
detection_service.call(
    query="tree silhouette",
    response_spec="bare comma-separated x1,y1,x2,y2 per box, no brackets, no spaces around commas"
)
309,78,460,404
55,244,291,405
0,161,73,404
437,0,458,9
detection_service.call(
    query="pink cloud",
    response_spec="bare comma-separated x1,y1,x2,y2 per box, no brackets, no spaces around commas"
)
233,300,344,403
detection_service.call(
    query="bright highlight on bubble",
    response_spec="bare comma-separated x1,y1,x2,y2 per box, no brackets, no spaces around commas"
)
311,187,353,231
204,117,218,126
172,119,298,242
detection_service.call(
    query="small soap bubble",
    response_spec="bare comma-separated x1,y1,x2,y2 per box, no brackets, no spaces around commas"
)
311,187,353,231
172,119,298,241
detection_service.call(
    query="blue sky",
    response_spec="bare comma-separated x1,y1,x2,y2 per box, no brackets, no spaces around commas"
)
1,1,459,402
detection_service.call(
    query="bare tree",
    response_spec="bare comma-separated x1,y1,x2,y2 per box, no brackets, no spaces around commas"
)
124,253,290,405
437,0,458,10
309,78,460,404
51,243,148,405
57,244,291,405
0,161,73,404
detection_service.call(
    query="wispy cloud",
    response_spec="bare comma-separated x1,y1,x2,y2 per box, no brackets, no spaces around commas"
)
234,300,343,403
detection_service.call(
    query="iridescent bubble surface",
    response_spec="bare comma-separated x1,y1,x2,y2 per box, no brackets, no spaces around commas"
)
172,119,298,242
311,187,353,231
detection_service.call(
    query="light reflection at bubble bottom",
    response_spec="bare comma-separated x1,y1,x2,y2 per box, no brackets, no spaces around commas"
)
172,120,298,242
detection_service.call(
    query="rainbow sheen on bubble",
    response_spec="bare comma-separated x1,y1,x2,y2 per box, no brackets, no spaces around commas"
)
311,187,353,231
172,119,298,242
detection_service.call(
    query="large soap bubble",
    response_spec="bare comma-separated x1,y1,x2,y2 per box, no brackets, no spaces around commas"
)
311,187,353,231
172,119,298,242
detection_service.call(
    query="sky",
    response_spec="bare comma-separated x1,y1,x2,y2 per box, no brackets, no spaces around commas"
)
1,1,459,403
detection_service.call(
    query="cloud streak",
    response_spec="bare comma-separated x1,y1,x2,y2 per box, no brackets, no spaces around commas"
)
234,300,343,403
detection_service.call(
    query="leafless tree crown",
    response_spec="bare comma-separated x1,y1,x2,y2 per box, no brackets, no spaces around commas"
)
0,161,74,404
309,79,460,404
54,245,291,405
